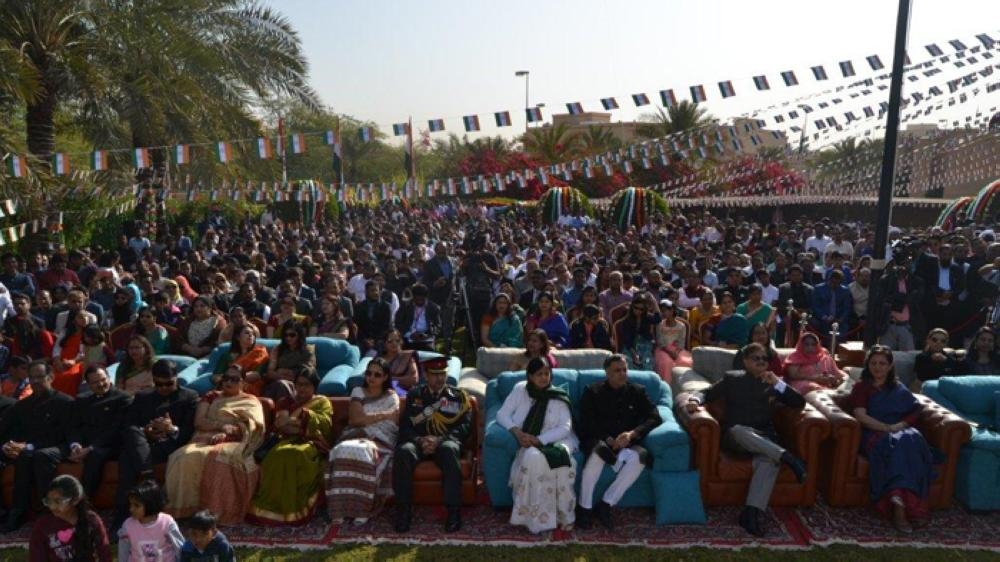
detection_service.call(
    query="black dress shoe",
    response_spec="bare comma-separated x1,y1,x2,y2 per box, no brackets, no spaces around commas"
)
738,506,765,537
595,501,614,530
780,451,808,483
575,506,593,530
393,505,412,533
445,508,462,533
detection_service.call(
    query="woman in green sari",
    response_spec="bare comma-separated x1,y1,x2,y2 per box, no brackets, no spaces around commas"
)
247,368,333,525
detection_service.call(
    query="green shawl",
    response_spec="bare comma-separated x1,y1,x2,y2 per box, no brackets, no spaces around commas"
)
521,382,572,469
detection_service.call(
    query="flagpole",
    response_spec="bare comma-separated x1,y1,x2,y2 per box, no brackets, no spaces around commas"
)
278,117,288,185
864,0,912,347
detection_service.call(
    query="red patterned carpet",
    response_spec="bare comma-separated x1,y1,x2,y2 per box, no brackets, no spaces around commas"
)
0,501,998,551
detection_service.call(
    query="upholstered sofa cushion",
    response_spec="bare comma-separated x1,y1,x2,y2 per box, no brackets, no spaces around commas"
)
652,470,706,525
474,347,613,380
691,347,737,385
938,376,1000,416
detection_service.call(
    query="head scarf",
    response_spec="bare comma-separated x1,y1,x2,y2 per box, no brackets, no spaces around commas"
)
783,332,830,367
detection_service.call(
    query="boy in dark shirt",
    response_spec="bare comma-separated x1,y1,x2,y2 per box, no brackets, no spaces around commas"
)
180,510,235,562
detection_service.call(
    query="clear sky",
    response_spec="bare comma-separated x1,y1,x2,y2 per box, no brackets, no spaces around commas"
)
269,0,1000,143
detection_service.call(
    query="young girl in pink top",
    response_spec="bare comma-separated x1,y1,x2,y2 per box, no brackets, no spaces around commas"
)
117,480,185,562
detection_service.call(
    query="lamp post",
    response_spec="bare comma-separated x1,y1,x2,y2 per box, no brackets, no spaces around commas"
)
515,70,529,133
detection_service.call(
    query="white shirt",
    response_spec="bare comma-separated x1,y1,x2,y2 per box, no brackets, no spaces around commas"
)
806,235,831,261
495,381,578,451
824,240,854,261
760,283,779,307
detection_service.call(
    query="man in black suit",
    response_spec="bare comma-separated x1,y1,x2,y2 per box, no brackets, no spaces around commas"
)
916,242,966,347
518,269,548,311
394,283,442,351
112,359,197,531
685,342,807,537
776,265,813,347
0,360,74,532
354,280,392,357
68,366,133,496
423,242,455,308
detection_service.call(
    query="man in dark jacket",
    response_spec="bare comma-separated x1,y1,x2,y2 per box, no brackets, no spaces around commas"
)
354,280,392,357
577,354,662,530
112,359,198,532
68,366,133,496
394,283,442,351
0,360,74,532
685,342,807,537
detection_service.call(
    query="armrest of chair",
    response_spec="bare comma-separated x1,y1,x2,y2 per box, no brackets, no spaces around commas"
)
808,390,861,444
317,364,356,397
176,359,209,387
774,402,830,459
675,401,720,478
915,394,972,461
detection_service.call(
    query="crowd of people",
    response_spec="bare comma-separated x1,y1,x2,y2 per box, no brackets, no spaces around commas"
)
2,199,998,559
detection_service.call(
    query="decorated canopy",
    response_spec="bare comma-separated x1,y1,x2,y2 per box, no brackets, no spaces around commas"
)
608,187,670,231
538,186,592,224
967,179,1000,223
934,196,973,229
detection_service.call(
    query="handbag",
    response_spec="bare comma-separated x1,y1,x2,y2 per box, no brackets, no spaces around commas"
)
253,433,281,463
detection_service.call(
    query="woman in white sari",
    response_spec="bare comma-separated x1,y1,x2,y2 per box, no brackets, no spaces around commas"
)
495,356,578,533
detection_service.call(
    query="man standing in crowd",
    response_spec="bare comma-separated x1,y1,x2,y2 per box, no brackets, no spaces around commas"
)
393,357,472,533
776,265,813,346
685,342,807,537
877,255,924,352
577,354,662,530
423,242,455,308
809,269,852,340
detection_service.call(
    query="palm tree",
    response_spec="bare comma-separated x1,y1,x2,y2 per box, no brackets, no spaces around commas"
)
1,0,318,164
636,101,715,139
521,122,582,164
579,126,620,156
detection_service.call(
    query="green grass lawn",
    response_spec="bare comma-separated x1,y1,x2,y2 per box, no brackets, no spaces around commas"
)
2,544,999,561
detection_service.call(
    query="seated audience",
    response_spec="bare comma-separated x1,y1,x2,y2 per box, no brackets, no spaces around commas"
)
265,321,315,400
115,335,157,395
782,332,847,395
481,293,524,348
963,326,1000,375
524,292,569,349
914,328,962,390
511,329,559,371
213,324,269,396
379,329,419,397
654,299,692,380
568,304,613,351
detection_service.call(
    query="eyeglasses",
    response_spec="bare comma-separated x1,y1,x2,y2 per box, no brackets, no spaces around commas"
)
153,380,176,388
364,370,386,378
42,496,71,508
221,375,242,383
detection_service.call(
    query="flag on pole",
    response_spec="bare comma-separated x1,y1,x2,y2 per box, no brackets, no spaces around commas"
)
392,123,408,136
566,102,584,115
866,55,884,70
631,93,650,106
257,137,274,159
949,39,968,52
51,153,70,175
404,117,416,183
175,144,190,165
323,130,335,145
332,123,344,184
654,90,674,108
428,119,445,132
289,133,307,154
752,75,770,90
976,34,995,48
926,43,944,57
690,84,707,103
525,107,543,123
91,150,108,171
494,111,512,127
717,81,735,98
601,97,619,110
6,155,26,178
358,127,373,142
216,142,234,163
133,148,151,168
780,71,798,86
462,115,480,132
811,66,828,80
839,60,856,77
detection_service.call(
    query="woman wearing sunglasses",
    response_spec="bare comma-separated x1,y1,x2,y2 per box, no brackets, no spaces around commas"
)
265,321,316,400
913,328,961,391
325,357,399,525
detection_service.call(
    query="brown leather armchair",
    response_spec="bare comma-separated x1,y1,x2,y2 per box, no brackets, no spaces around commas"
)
3,396,276,510
329,396,480,505
809,389,970,508
676,394,830,506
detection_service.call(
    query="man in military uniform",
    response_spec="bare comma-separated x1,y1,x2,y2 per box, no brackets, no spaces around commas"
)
393,356,471,533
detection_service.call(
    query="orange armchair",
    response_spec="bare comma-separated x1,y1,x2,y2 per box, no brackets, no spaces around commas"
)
676,394,830,506
808,389,970,508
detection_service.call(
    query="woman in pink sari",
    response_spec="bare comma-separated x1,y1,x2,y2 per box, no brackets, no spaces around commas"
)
782,332,847,395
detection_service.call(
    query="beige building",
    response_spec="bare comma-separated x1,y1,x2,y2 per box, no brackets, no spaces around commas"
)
895,122,1000,199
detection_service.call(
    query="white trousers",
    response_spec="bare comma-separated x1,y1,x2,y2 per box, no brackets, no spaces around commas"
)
578,449,644,509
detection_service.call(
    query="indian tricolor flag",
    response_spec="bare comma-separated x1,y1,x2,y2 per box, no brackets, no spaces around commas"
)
323,130,335,145
716,81,735,99
217,141,234,163
51,153,70,176
91,150,109,171
566,102,584,115
525,107,543,123
427,119,445,132
289,133,307,154
6,155,26,178
494,111,512,127
257,137,273,159
132,148,151,169
462,115,480,132
659,89,677,107
690,84,708,103
175,144,191,165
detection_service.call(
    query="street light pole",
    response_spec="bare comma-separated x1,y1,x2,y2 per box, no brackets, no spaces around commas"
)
515,70,529,133
864,0,912,346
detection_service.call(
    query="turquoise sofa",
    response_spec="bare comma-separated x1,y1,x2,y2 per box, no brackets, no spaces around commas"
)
923,376,998,510
104,354,199,390
176,337,360,396
483,369,691,511
346,351,461,392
